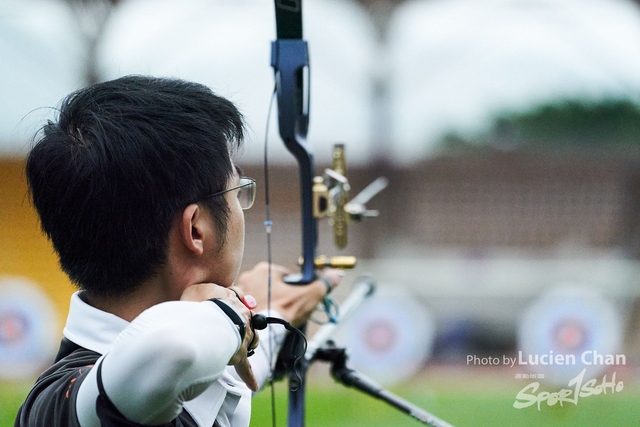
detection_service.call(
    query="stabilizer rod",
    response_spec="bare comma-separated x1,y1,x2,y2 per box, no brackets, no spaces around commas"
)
314,347,455,427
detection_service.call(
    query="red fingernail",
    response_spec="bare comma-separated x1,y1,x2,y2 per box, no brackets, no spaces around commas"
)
243,295,257,309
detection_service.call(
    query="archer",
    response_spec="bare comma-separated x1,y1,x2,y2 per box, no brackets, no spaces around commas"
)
14,75,341,427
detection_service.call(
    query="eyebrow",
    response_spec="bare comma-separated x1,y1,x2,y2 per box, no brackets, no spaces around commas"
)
234,165,244,177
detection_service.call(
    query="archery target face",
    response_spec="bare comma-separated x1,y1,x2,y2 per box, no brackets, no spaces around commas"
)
341,287,435,385
0,277,59,379
517,285,624,386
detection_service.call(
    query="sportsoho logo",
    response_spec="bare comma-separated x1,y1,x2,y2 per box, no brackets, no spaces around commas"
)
466,350,627,410
511,351,626,410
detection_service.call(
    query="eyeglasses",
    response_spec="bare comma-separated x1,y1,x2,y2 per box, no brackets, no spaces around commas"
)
200,177,256,210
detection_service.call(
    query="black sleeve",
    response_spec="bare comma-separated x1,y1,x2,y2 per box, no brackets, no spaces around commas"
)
14,350,97,427
15,345,203,427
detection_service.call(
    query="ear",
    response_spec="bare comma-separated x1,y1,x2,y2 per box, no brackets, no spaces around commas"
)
179,204,206,255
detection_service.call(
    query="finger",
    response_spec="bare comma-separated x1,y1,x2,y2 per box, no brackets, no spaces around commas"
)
234,357,259,392
321,268,344,287
229,287,259,310
229,286,245,301
317,268,344,293
248,326,260,350
269,263,292,278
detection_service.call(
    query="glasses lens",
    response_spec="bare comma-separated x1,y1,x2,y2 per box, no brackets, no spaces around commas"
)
238,178,256,210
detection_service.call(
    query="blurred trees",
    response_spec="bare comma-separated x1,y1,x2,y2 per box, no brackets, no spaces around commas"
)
440,100,640,152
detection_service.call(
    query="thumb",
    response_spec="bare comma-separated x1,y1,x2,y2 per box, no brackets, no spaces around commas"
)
234,358,259,392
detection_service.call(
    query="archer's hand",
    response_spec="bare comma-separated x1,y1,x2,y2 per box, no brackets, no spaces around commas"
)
235,262,343,328
180,284,259,391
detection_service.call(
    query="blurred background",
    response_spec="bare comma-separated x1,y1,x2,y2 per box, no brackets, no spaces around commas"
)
2,0,640,425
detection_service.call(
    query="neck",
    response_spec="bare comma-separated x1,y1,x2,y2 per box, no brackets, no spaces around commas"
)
82,275,179,322
83,225,210,321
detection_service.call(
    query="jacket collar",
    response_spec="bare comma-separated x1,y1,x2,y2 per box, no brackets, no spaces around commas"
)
62,291,130,355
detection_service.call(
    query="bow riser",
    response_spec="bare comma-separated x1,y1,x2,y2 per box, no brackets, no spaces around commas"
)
271,39,317,284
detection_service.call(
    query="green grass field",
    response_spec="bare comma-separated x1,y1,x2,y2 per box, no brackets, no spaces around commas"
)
249,370,640,427
3,367,639,427
1,382,30,427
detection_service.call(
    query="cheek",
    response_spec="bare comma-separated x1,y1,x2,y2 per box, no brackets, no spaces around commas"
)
226,194,245,251
237,211,245,251
233,213,245,253
229,208,245,279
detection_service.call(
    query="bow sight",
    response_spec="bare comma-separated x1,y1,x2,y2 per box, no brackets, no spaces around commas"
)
312,144,389,251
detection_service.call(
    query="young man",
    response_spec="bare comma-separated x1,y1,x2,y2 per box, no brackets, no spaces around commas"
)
15,76,340,427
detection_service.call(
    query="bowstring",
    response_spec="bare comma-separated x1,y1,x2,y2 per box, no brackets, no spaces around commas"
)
263,84,278,427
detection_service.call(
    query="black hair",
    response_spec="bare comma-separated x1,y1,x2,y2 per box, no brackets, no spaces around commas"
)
26,76,244,297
